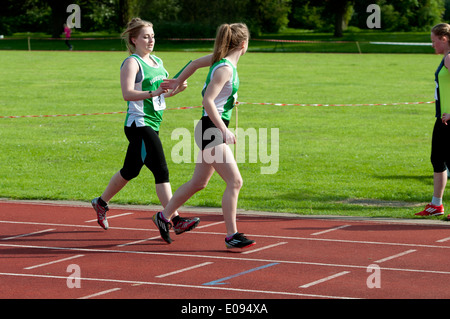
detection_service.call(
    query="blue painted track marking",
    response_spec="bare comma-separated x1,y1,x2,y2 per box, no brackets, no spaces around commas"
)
202,262,279,286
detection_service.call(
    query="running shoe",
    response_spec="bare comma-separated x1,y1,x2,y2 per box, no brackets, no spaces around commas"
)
173,217,200,235
91,197,109,230
152,212,173,244
225,233,256,249
415,203,444,216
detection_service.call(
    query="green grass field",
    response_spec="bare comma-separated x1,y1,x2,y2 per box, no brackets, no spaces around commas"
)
0,49,445,219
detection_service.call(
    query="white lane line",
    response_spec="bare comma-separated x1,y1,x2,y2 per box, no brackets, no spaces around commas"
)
24,254,85,270
78,288,121,299
196,221,225,229
241,242,288,255
1,228,55,241
4,242,449,276
311,225,351,236
85,212,133,223
3,220,450,250
436,236,450,243
0,220,152,231
374,249,417,263
299,271,351,288
116,236,161,247
155,262,214,278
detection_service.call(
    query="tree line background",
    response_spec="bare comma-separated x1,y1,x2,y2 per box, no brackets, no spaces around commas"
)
1,0,450,38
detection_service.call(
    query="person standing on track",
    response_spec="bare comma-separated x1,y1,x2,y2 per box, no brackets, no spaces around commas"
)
416,23,450,220
152,23,256,249
91,18,200,236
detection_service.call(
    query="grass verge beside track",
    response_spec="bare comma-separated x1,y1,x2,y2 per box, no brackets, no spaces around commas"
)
0,50,444,219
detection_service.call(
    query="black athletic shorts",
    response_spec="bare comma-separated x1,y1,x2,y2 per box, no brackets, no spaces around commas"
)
194,116,230,150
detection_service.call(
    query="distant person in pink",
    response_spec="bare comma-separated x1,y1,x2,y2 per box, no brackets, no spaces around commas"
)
63,24,73,50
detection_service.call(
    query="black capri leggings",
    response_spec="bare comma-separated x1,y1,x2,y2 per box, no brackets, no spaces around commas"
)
431,118,450,173
120,122,169,184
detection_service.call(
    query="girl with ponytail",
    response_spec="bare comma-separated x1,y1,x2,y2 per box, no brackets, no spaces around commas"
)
154,23,256,249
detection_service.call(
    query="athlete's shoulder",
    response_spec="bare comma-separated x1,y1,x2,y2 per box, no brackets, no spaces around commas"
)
211,58,231,68
121,54,140,69
445,54,450,69
212,62,232,77
211,59,232,73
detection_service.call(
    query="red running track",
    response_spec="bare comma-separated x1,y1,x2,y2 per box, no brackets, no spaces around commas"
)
1,200,450,300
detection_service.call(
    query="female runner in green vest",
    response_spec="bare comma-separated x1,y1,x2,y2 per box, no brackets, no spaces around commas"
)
416,23,450,220
91,18,200,234
152,23,256,249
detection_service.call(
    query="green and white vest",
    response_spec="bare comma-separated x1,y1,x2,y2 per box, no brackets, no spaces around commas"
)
201,58,239,121
122,54,169,131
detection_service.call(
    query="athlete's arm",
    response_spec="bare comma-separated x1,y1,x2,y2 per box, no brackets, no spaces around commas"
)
202,65,236,145
440,55,450,124
120,58,167,101
165,54,213,97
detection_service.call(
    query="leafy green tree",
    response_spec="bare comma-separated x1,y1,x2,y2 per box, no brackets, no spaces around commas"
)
249,0,291,33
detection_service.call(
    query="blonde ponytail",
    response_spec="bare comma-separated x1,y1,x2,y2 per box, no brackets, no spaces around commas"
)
212,23,249,64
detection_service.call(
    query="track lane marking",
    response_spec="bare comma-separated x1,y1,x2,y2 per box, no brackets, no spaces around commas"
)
116,236,161,247
78,288,121,299
156,262,213,278
1,228,55,241
374,249,417,263
436,236,450,243
299,271,351,288
311,225,351,236
2,220,450,250
0,271,357,299
85,212,133,223
1,243,450,275
241,242,288,255
196,221,225,229
24,254,85,270
203,263,280,286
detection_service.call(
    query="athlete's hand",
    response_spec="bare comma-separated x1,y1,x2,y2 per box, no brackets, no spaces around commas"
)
223,128,236,145
155,85,169,96
442,113,450,125
160,79,177,90
169,80,188,97
160,79,187,97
